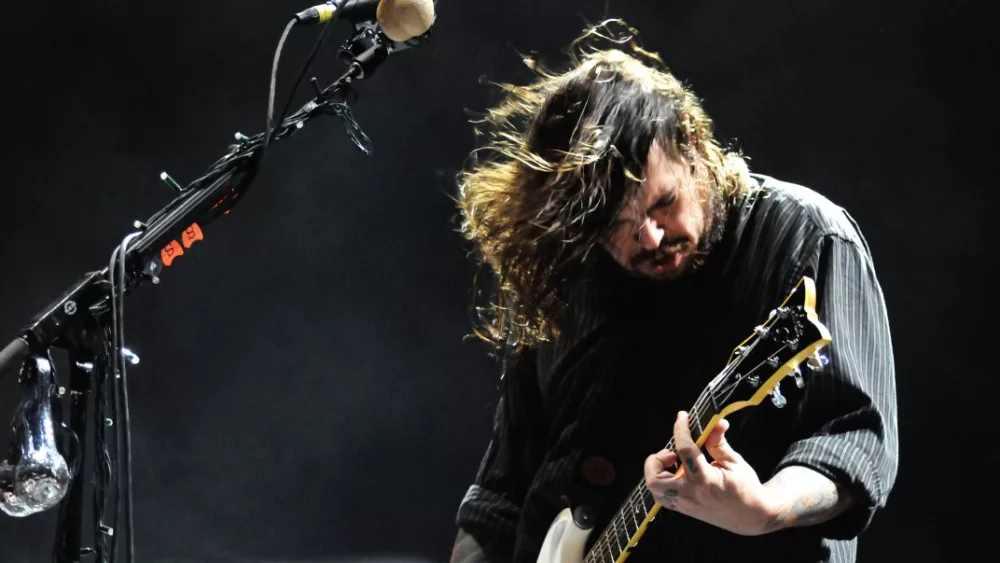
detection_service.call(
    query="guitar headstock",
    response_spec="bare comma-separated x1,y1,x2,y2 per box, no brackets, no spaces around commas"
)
706,276,832,419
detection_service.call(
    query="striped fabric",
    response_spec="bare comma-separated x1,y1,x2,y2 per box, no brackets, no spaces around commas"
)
455,174,899,563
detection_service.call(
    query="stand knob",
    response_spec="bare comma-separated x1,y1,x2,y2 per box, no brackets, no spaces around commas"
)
121,347,139,366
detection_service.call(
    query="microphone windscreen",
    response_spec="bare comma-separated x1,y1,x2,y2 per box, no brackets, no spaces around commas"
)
376,0,436,42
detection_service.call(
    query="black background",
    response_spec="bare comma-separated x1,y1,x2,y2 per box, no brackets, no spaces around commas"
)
0,1,993,561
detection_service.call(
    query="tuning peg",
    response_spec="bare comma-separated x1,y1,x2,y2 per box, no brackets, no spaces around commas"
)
806,351,829,371
792,366,805,388
770,387,787,408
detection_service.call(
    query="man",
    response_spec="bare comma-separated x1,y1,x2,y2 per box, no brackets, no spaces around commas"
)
451,23,897,563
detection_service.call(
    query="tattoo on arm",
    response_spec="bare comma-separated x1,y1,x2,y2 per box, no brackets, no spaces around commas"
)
451,529,489,563
765,488,841,529
763,466,855,531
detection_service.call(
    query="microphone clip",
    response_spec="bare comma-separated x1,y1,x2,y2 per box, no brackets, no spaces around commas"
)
336,20,431,78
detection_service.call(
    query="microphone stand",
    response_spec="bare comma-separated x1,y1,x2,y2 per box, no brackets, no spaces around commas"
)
0,22,430,563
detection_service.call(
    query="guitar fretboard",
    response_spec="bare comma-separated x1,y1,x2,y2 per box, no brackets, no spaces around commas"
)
581,389,720,563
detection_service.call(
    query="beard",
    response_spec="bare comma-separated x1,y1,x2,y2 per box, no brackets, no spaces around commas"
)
687,187,729,271
629,188,729,282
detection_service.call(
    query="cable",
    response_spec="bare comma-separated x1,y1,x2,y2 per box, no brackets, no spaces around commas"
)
148,11,341,204
94,327,115,563
107,232,141,563
266,13,341,149
277,16,337,129
265,19,298,150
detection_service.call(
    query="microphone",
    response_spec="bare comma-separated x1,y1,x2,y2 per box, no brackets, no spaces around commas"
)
295,0,378,26
294,0,435,42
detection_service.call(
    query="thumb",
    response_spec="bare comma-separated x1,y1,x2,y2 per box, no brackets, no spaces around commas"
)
704,418,742,463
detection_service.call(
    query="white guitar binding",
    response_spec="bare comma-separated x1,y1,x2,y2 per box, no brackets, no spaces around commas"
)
537,506,595,563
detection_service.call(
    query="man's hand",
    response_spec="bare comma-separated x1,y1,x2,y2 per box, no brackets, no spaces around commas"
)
643,411,776,536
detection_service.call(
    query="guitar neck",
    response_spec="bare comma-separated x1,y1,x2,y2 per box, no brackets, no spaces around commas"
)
582,389,720,563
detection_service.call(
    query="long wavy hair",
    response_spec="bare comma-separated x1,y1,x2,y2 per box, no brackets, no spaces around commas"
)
456,20,752,357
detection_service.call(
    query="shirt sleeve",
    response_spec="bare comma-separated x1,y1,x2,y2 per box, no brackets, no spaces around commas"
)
773,230,900,540
456,347,547,562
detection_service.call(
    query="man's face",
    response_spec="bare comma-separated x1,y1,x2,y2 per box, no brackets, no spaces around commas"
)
603,141,717,281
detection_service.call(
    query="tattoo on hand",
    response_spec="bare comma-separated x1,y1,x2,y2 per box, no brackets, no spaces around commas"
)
684,457,699,474
661,489,679,510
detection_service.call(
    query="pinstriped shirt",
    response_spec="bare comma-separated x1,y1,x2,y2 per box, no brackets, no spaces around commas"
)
456,174,899,563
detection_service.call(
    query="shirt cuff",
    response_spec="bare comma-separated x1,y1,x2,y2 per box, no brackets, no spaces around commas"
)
773,435,886,540
456,484,520,560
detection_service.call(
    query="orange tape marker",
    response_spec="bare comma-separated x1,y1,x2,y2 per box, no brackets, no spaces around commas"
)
160,241,184,267
182,222,204,249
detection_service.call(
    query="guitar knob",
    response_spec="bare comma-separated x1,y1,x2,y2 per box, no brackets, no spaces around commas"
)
572,505,595,530
770,387,787,408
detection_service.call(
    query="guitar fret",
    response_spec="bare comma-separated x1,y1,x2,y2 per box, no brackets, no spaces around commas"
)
596,536,610,563
628,492,640,534
614,517,626,553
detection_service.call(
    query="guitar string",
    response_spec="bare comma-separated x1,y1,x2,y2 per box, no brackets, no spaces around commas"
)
585,384,718,563
585,376,731,562
586,310,803,561
592,310,813,561
601,338,795,562
586,332,796,562
587,348,744,562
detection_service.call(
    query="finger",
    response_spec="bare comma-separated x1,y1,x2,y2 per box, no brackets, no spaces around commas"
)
644,451,677,490
673,411,711,482
653,449,678,472
703,418,743,463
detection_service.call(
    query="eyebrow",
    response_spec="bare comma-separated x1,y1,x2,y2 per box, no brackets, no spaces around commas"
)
609,187,678,231
646,190,677,214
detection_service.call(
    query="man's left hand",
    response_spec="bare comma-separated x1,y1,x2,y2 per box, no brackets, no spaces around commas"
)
643,411,776,536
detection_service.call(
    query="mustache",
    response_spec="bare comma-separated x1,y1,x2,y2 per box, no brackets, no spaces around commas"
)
631,237,692,267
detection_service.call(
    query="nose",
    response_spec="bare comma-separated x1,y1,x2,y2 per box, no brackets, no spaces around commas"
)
637,217,664,251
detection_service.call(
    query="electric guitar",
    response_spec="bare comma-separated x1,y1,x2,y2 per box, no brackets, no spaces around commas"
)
535,276,833,563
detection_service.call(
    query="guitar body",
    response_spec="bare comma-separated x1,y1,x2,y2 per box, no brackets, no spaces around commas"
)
536,508,591,563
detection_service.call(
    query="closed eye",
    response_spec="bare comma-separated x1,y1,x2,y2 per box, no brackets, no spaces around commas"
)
647,192,677,213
